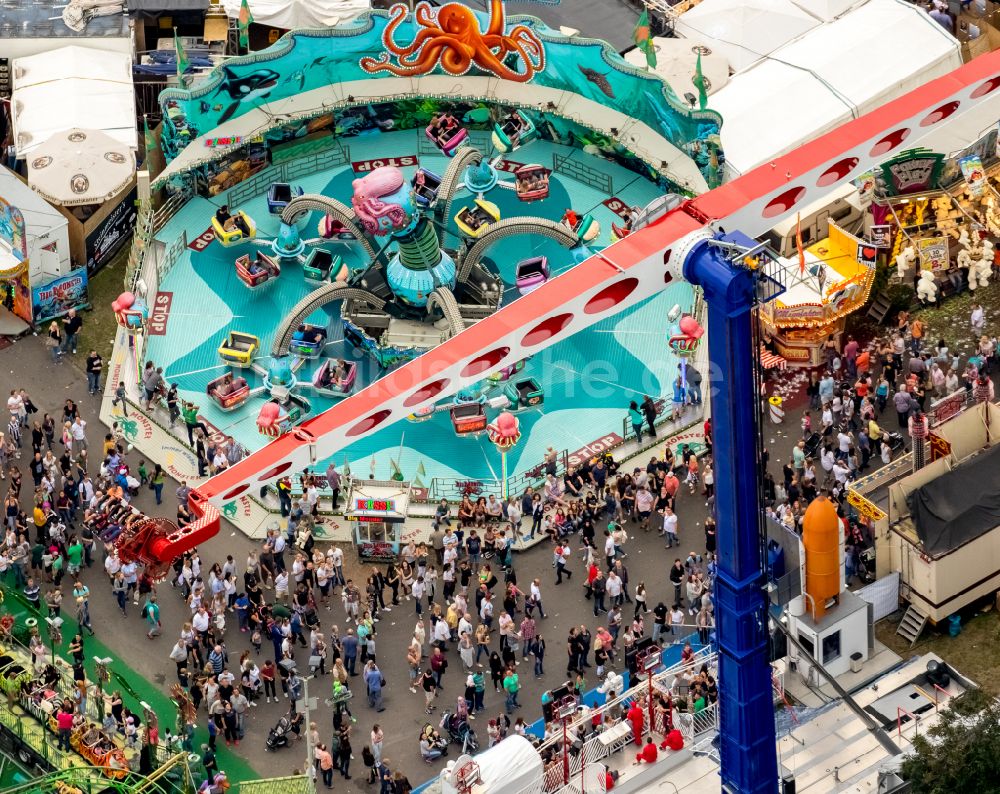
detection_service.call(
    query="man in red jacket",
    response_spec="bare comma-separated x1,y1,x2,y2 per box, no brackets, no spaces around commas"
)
635,736,658,765
627,701,645,746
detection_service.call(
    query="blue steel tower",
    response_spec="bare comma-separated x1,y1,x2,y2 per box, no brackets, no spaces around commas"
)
684,230,781,793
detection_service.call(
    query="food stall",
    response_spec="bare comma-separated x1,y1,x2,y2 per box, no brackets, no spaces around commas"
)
759,221,875,367
344,478,410,561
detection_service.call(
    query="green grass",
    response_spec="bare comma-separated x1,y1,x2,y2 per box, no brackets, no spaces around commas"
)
910,280,1000,359
876,610,1000,695
77,248,130,365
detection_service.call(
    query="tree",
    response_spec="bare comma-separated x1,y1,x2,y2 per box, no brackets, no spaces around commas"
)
900,688,1000,793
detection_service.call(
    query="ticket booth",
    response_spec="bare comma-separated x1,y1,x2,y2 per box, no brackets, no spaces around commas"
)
345,479,410,561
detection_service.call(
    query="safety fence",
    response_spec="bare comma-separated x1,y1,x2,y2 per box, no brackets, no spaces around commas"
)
225,145,352,208
426,449,571,504
239,775,316,794
552,153,614,195
531,649,720,794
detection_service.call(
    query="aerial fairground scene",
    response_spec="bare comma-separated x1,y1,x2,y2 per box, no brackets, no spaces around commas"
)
3,0,1000,792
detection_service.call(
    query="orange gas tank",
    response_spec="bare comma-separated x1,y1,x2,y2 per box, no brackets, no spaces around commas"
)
802,495,841,620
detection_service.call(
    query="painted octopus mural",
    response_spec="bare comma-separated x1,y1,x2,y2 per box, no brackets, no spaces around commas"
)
360,0,545,82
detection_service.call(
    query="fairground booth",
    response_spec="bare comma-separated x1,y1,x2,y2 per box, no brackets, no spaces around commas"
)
344,478,410,561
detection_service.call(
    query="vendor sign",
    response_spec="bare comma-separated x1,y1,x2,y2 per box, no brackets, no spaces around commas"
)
854,171,875,207
959,154,986,197
32,268,88,323
870,224,892,248
917,236,949,271
856,243,878,265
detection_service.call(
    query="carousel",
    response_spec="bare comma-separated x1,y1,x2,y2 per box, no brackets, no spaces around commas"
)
759,222,875,367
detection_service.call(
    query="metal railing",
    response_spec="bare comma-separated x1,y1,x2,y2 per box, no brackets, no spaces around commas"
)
225,145,351,208
239,775,316,794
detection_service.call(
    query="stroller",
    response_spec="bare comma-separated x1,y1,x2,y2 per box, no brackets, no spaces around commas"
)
440,710,479,753
266,713,293,750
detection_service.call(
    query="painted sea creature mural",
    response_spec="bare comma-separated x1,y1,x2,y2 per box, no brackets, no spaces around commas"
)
214,66,280,122
578,66,615,99
360,0,545,82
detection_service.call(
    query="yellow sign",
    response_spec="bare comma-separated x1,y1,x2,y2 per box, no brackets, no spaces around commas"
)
917,236,949,271
846,489,886,521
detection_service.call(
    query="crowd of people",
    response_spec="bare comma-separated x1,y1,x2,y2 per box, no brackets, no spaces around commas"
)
0,290,995,792
768,305,995,583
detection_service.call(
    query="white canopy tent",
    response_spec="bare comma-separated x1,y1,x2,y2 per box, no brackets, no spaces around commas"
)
11,45,137,157
220,0,369,29
440,737,543,794
673,0,821,72
789,0,866,21
710,0,962,176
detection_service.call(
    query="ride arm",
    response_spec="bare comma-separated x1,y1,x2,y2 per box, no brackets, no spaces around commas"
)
137,50,1000,566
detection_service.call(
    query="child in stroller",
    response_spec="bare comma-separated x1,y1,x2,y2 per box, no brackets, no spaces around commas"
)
439,709,479,753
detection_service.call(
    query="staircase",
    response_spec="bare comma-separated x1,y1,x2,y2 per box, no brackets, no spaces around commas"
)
896,604,929,648
867,290,893,323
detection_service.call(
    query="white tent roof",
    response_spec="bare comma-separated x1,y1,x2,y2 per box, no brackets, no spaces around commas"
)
12,46,137,157
774,0,960,118
221,0,369,29
711,0,961,176
441,737,543,794
12,44,131,90
0,166,68,241
712,60,854,177
790,0,866,21
674,0,821,72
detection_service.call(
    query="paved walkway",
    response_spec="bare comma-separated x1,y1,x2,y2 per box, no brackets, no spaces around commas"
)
3,333,730,790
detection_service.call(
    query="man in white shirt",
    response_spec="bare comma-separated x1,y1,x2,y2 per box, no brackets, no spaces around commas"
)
70,418,87,457
670,605,684,640
6,391,23,425
836,431,852,461
412,577,426,615
606,571,623,607
479,594,494,629
661,507,679,548
192,606,211,643
529,578,546,619
432,615,451,649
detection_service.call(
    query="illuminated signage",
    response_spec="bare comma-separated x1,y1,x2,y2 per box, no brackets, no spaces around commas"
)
355,498,396,512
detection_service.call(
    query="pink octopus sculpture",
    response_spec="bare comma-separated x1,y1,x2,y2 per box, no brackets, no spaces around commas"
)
351,166,411,236
668,314,705,356
486,411,521,450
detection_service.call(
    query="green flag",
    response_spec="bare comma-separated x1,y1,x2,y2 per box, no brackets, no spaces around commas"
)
238,0,254,50
389,458,404,482
693,50,708,110
633,10,656,69
174,28,190,81
143,116,157,167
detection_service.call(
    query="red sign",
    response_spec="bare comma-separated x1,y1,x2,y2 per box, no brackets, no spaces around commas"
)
147,292,173,336
567,433,624,467
496,159,526,173
930,392,966,426
602,197,632,220
352,155,418,173
189,227,215,251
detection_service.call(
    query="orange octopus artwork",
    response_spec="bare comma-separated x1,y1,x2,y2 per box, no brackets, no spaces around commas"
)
360,0,545,82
